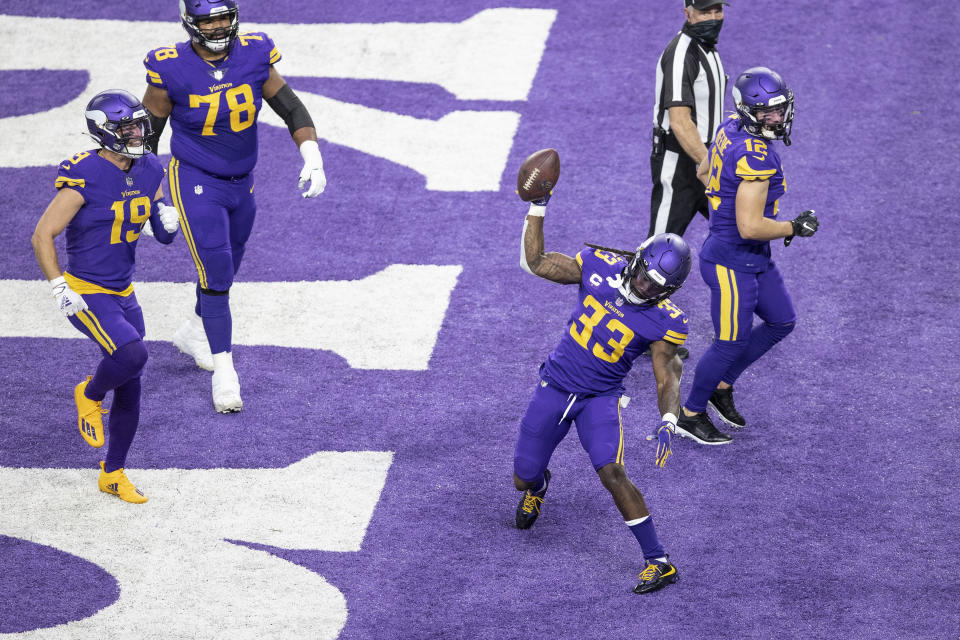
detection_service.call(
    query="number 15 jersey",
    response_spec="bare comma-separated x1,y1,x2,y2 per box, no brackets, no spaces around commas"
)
144,33,282,177
540,249,690,396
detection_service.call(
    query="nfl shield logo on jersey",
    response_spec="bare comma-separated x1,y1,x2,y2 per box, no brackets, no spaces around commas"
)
211,69,224,81
615,297,624,307
194,185,204,195
125,176,134,186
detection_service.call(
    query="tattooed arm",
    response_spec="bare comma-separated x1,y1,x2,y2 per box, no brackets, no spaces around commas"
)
519,203,582,285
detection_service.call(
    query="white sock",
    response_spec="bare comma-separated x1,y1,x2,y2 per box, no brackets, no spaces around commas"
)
212,351,234,373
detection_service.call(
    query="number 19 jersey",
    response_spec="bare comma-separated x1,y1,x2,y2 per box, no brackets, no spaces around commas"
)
540,249,690,396
55,150,165,291
144,33,281,177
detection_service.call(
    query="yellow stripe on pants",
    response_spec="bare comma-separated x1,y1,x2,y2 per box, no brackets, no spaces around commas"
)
169,158,208,289
716,264,732,341
616,402,625,464
729,268,739,341
76,310,116,354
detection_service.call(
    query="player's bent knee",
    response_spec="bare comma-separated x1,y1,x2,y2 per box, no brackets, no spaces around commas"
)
597,463,628,491
112,340,149,379
200,252,236,291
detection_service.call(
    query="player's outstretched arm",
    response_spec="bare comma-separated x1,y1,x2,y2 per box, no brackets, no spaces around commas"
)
650,339,682,468
263,68,326,198
520,202,581,284
32,189,88,316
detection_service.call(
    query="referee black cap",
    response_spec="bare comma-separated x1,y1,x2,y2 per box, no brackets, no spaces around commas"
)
685,0,728,8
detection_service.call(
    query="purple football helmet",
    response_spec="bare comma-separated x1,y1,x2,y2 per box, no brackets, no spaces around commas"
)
731,66,794,146
180,0,240,53
620,233,692,306
85,90,152,158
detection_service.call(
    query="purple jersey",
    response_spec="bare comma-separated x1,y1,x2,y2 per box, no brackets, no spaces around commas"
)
144,33,281,177
55,150,165,291
700,115,786,272
541,249,689,396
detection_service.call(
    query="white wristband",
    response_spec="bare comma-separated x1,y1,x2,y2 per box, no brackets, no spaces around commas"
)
661,412,678,426
299,139,323,166
49,275,66,291
527,202,546,218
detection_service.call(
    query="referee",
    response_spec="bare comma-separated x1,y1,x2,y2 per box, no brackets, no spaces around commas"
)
649,0,728,238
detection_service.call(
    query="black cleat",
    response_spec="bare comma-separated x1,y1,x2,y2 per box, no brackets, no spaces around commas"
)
633,558,679,594
708,387,746,428
675,411,732,445
515,469,551,529
642,346,689,360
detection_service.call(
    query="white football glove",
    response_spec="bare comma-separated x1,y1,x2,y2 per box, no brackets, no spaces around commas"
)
141,220,155,237
298,140,327,198
50,276,88,317
157,203,180,233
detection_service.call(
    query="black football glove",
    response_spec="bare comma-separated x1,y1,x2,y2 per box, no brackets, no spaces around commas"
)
784,209,818,246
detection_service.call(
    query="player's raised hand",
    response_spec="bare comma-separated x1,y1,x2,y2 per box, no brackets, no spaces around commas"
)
655,419,675,468
298,140,327,198
157,203,180,233
49,276,88,317
785,209,818,246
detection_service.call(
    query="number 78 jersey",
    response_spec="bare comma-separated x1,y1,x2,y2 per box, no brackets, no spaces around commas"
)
144,33,281,177
540,249,689,396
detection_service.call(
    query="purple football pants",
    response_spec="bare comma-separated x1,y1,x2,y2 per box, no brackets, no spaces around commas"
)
169,158,256,353
684,258,796,412
168,158,256,293
68,292,147,472
513,379,625,484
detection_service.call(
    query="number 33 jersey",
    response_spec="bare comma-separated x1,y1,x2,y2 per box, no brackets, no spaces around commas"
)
55,151,165,291
540,249,690,396
144,33,282,177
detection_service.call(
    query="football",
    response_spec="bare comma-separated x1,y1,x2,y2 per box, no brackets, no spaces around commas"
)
516,148,560,202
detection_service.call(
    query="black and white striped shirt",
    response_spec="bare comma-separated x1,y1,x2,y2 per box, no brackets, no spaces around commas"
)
653,26,726,145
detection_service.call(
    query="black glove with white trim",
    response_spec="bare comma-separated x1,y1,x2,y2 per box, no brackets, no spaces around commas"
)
785,209,818,246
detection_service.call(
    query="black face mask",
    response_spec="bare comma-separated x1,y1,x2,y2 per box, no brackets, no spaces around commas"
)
685,19,723,47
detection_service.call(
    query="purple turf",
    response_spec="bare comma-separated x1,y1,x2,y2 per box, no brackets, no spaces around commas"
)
1,1,958,638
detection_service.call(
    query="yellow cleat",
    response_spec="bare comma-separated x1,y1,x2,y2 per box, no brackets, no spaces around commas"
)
98,461,148,504
75,376,107,448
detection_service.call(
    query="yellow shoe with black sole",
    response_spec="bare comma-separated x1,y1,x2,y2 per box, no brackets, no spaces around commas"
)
75,376,107,448
98,461,148,504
